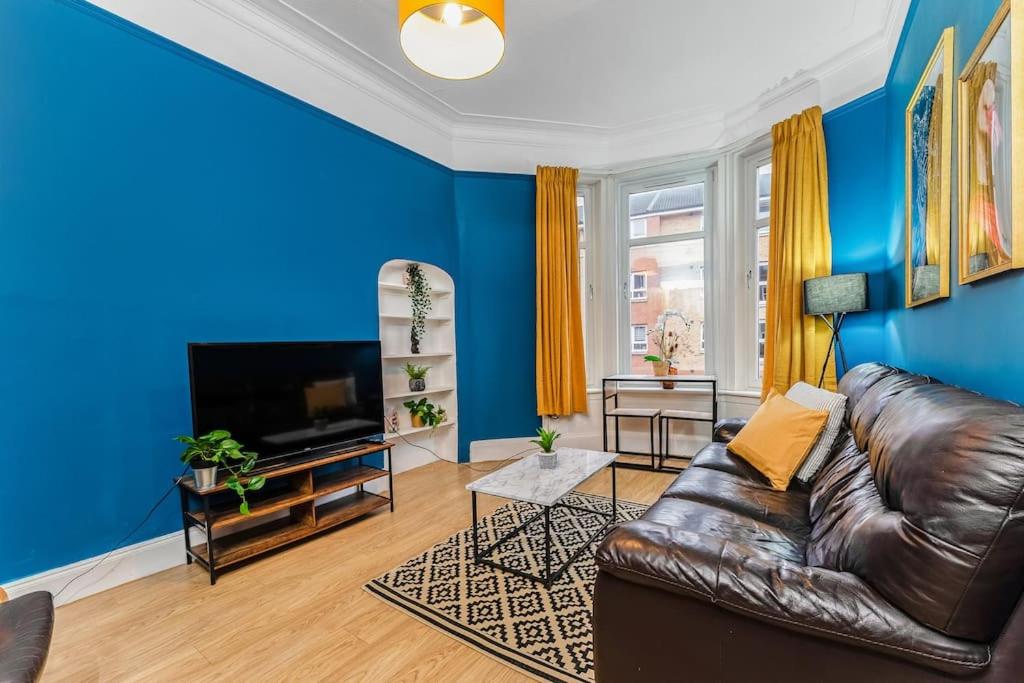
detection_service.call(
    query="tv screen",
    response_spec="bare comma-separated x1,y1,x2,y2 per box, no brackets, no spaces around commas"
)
188,341,385,465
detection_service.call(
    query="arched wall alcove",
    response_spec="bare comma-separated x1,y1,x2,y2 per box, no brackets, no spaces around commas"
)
378,259,458,472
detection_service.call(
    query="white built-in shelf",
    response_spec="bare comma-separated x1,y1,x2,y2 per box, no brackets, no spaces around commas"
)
382,351,454,361
388,421,457,438
384,386,456,400
379,314,452,323
379,259,459,470
378,281,453,296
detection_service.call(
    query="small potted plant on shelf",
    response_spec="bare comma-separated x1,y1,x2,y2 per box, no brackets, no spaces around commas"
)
406,262,432,354
404,362,430,392
531,427,560,469
174,430,267,514
436,406,448,424
403,397,438,429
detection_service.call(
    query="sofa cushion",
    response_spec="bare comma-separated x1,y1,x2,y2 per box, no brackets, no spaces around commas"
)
810,381,1024,642
596,521,991,676
786,382,847,483
849,371,936,451
836,362,900,424
663,461,810,536
642,496,806,564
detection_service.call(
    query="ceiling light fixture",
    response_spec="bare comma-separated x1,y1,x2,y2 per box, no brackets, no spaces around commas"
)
398,1,505,80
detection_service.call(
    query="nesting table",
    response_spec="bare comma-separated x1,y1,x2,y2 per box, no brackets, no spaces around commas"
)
466,448,618,587
602,374,718,472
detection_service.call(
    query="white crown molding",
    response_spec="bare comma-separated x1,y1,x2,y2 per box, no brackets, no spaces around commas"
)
85,0,910,174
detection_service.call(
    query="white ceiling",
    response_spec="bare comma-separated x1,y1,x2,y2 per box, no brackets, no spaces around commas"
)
280,0,896,130
90,0,910,171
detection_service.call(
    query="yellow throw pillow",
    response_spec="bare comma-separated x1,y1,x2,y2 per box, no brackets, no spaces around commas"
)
727,389,829,490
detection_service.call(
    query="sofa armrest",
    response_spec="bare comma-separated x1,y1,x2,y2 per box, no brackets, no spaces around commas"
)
713,418,747,443
596,520,990,676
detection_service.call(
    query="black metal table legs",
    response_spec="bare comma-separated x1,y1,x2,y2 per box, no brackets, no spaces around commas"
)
471,465,619,588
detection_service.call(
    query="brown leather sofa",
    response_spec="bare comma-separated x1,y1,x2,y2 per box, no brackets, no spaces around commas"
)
0,590,54,683
594,363,1024,681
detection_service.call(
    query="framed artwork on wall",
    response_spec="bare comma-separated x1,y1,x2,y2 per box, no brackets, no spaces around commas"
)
958,0,1024,284
905,27,954,307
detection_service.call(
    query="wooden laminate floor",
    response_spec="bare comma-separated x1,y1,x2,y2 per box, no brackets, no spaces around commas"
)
44,460,675,682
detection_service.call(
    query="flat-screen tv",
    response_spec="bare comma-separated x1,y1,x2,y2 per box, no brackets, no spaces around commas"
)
188,341,385,467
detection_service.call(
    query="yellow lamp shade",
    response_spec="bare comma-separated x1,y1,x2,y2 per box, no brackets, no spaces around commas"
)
398,1,505,80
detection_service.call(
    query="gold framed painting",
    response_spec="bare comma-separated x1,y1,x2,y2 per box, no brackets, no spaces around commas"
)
905,27,954,307
958,0,1024,284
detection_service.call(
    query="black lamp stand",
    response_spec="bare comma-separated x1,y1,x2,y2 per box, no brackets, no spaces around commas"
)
817,312,849,388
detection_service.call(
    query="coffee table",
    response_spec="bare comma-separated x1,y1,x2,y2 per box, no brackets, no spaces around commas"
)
466,447,618,587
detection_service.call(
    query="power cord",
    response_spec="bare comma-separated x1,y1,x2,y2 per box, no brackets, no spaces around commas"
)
54,465,190,601
386,424,538,472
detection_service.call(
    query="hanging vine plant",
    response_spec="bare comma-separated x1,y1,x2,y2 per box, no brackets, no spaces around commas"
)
406,262,432,354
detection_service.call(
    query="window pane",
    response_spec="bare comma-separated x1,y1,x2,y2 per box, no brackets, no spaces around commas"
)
628,240,705,374
631,325,648,354
577,195,586,244
577,193,588,381
756,163,772,220
629,182,705,238
756,227,769,378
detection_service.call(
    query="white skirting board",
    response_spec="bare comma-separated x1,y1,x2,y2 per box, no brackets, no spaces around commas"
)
5,457,435,607
4,530,186,608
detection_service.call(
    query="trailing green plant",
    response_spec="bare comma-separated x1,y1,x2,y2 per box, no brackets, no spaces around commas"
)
530,427,560,454
404,363,430,380
406,262,432,354
175,430,266,515
403,397,436,421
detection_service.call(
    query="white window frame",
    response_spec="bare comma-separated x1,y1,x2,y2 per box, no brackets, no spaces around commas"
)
631,324,648,354
736,144,773,391
630,271,648,301
576,182,601,387
616,169,713,374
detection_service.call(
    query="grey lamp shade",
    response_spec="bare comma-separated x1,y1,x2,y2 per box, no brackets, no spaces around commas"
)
803,273,869,315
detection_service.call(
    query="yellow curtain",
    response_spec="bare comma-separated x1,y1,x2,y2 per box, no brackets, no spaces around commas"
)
761,106,836,399
925,74,943,265
536,166,587,416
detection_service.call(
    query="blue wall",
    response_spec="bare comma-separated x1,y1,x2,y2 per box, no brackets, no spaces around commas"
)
823,89,889,370
878,0,1024,400
454,173,541,454
0,0,534,582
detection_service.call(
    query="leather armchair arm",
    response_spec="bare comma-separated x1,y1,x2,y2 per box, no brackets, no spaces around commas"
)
596,520,989,676
712,418,747,443
0,591,54,683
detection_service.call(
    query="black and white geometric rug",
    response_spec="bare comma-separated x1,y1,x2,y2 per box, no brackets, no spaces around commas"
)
365,492,647,682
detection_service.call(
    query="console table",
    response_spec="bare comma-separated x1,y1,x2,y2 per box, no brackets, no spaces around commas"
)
602,374,718,473
177,441,393,584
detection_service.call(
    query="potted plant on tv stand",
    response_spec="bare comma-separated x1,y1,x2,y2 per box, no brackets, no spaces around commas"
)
531,427,560,470
404,362,430,392
174,430,267,514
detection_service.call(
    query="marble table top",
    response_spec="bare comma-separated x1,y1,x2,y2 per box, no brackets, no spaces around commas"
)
466,447,618,507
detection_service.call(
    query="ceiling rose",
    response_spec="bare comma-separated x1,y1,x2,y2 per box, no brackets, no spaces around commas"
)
398,1,505,80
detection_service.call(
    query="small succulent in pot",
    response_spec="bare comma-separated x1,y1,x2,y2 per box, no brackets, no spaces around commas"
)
404,362,430,392
530,427,560,469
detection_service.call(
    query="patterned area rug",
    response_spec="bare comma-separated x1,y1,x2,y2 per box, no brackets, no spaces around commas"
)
365,492,648,682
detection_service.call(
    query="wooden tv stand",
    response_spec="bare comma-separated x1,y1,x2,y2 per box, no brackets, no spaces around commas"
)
177,441,393,584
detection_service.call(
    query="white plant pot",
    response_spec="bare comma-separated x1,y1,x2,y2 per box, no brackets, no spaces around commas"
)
538,452,557,470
